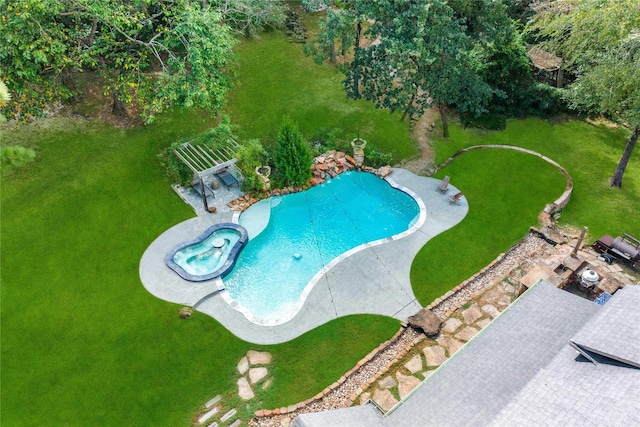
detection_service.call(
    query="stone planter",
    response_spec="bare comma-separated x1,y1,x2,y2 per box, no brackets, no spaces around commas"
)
350,138,367,165
255,165,271,190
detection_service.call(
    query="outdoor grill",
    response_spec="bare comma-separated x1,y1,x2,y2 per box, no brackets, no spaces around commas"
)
593,233,640,268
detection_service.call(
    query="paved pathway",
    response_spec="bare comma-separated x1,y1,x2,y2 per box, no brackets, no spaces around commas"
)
139,168,468,344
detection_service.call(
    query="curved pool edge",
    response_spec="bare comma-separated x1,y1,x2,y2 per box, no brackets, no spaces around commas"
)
220,175,429,327
164,223,249,282
139,169,469,344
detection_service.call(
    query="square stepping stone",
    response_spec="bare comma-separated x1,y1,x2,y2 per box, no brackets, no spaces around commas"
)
462,303,483,324
249,367,268,384
237,356,249,375
396,372,422,399
404,354,423,374
475,318,491,329
372,389,398,411
247,350,272,365
237,377,254,401
442,317,462,333
447,338,465,356
481,304,501,319
454,326,479,342
423,345,447,366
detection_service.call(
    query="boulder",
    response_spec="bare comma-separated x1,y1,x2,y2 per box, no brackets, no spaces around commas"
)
407,308,442,336
310,177,325,186
179,307,193,319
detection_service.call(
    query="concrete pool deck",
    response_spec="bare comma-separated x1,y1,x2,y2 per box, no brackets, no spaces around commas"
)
139,169,468,344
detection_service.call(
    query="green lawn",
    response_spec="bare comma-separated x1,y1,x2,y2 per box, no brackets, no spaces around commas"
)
0,114,399,425
224,31,418,163
2,23,639,426
410,118,640,304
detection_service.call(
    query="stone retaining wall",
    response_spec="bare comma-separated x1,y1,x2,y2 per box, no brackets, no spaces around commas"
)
433,145,573,215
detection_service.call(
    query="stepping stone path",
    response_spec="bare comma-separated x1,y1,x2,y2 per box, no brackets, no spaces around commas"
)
423,345,447,366
195,350,272,426
373,388,398,411
396,372,422,399
405,354,423,374
366,278,520,415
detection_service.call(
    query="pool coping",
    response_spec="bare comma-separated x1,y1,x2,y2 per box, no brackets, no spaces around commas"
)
139,168,468,344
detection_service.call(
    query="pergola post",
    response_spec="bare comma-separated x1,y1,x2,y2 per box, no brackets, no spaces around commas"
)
172,139,241,214
200,177,209,212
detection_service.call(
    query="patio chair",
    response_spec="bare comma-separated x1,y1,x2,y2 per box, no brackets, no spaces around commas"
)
436,176,450,193
448,192,463,204
215,168,239,189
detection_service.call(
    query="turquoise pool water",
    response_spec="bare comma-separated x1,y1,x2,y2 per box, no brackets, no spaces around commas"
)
222,171,420,324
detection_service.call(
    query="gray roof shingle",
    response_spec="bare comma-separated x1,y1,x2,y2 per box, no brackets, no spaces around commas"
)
293,282,640,427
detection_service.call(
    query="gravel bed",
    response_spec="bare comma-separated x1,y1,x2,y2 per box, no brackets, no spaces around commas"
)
250,233,552,426
249,328,421,427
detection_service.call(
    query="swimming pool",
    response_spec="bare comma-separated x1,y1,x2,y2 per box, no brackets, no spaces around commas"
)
222,171,420,325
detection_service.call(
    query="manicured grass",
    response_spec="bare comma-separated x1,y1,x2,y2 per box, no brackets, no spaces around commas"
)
225,31,418,163
434,118,640,241
0,115,399,425
411,118,640,305
411,149,567,304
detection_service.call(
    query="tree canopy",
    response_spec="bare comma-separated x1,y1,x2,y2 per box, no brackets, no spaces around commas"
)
528,0,640,186
305,0,530,135
0,0,284,123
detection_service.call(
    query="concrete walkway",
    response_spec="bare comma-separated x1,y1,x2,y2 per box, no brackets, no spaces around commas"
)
139,168,468,344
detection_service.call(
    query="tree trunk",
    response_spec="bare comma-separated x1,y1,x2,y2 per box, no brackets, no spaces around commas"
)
330,40,336,64
351,21,362,98
439,104,449,138
112,91,128,116
610,126,639,187
61,67,79,102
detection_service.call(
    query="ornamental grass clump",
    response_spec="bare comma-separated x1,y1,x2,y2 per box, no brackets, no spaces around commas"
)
274,117,313,187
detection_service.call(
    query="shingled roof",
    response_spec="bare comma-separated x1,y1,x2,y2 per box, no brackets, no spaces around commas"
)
294,281,640,427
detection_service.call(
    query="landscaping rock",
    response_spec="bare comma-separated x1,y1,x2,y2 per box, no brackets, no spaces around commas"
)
442,317,462,333
462,303,483,324
376,166,393,178
423,345,447,366
237,356,249,375
378,375,397,389
237,377,254,401
405,354,423,374
481,304,501,319
396,372,422,399
454,326,479,342
179,307,192,319
249,367,268,384
247,350,272,365
372,389,398,411
407,308,442,336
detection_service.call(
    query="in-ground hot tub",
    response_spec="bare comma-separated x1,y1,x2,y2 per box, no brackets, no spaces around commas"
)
165,223,249,282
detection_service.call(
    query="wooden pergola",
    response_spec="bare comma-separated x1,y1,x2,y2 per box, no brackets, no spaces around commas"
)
173,139,241,212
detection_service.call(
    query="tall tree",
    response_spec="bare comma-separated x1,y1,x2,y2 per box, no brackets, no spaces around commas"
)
304,7,354,64
345,0,493,137
0,0,243,123
274,117,313,187
528,0,640,187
